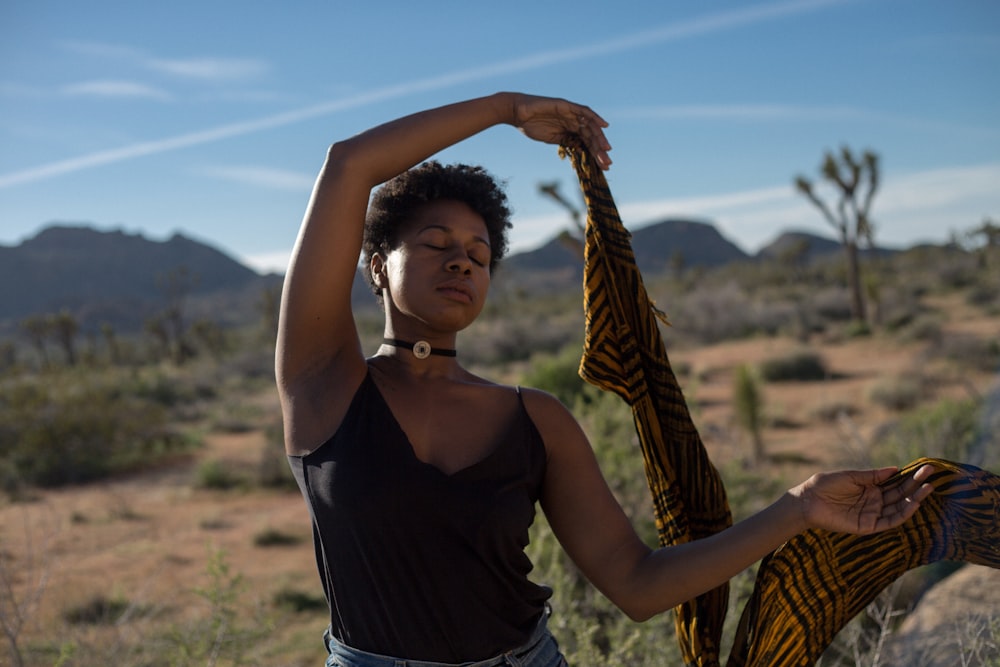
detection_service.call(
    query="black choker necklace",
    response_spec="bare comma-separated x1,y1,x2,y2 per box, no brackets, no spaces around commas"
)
382,338,457,360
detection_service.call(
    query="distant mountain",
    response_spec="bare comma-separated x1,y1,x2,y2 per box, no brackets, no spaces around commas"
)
0,221,903,336
0,224,282,334
756,229,900,263
756,230,843,263
497,218,750,292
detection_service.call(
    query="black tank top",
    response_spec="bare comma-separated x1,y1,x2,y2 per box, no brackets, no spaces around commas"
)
287,371,551,662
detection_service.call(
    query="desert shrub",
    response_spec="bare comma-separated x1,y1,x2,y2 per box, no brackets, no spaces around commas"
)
733,364,766,464
878,285,926,333
931,252,980,289
62,594,136,625
868,397,986,467
810,287,854,322
896,312,944,343
810,400,859,423
758,349,828,382
253,527,303,547
967,282,1000,311
867,374,924,412
160,548,270,667
272,588,327,613
842,319,872,338
257,421,298,490
672,281,758,343
463,293,582,365
929,332,1000,371
521,343,600,408
194,459,244,490
0,372,195,488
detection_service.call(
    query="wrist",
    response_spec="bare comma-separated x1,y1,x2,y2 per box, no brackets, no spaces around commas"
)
489,92,518,126
777,487,810,535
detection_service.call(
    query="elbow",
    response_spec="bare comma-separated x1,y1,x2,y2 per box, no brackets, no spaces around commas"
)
324,140,360,174
623,607,653,623
619,600,660,623
608,586,667,623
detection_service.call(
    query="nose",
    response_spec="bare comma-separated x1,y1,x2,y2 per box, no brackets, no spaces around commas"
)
445,248,472,273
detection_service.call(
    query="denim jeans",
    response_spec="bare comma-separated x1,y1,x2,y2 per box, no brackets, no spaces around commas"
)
323,608,568,667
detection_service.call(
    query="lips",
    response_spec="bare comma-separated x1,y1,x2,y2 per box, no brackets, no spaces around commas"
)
437,280,474,303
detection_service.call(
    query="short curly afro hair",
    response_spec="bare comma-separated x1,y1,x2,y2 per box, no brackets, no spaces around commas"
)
362,161,512,297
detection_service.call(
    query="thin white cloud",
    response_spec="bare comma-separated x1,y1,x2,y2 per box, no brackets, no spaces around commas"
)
58,40,145,60
0,0,854,189
200,165,315,191
879,164,1000,212
511,162,1000,253
616,104,869,122
61,80,173,101
147,56,270,81
59,40,270,83
242,249,292,275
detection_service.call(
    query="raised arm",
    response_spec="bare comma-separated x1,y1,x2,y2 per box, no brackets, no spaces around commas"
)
276,93,610,452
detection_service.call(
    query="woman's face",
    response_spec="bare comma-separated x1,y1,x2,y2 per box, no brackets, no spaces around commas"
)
373,199,492,336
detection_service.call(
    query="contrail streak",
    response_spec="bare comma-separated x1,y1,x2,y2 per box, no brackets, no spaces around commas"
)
0,0,853,189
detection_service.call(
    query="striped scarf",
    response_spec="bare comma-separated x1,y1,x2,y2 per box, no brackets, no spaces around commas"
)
561,140,1000,666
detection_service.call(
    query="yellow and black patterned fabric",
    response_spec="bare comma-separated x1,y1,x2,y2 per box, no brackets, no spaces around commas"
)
560,139,1000,667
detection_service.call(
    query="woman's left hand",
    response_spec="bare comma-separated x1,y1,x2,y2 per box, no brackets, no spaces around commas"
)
791,464,937,535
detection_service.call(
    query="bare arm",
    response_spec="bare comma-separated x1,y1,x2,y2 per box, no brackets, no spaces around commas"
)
276,93,610,452
525,390,936,621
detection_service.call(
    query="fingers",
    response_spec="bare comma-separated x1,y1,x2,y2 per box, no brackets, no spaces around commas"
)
515,95,612,169
574,107,612,170
874,466,936,531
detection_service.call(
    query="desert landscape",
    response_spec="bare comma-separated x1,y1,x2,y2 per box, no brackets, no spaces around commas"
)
2,251,999,666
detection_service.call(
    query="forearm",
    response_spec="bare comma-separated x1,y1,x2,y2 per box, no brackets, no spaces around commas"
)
329,92,515,187
625,493,806,620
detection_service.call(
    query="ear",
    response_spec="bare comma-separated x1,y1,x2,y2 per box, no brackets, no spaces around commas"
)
370,253,387,289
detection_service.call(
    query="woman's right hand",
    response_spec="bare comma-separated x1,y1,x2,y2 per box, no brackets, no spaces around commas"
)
508,93,612,169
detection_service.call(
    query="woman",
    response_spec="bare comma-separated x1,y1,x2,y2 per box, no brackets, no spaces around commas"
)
277,92,935,666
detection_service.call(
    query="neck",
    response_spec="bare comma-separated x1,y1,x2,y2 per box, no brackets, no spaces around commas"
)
381,337,456,360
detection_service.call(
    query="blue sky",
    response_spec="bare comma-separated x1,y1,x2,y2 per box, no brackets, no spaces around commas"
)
2,0,998,274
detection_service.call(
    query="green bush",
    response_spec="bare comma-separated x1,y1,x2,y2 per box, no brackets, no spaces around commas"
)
62,594,138,625
932,332,1000,371
733,364,766,464
869,397,989,467
758,349,828,382
521,343,599,408
0,372,195,488
868,374,924,412
272,588,327,613
194,459,244,490
253,527,303,547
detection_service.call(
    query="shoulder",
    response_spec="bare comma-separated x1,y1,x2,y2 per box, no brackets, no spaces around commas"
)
516,387,589,451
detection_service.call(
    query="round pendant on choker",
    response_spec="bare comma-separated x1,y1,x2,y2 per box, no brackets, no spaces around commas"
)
382,338,457,359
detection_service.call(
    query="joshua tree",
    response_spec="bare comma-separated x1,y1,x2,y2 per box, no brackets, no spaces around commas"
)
795,146,879,326
538,181,585,260
49,310,79,366
967,216,1000,269
19,315,50,369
